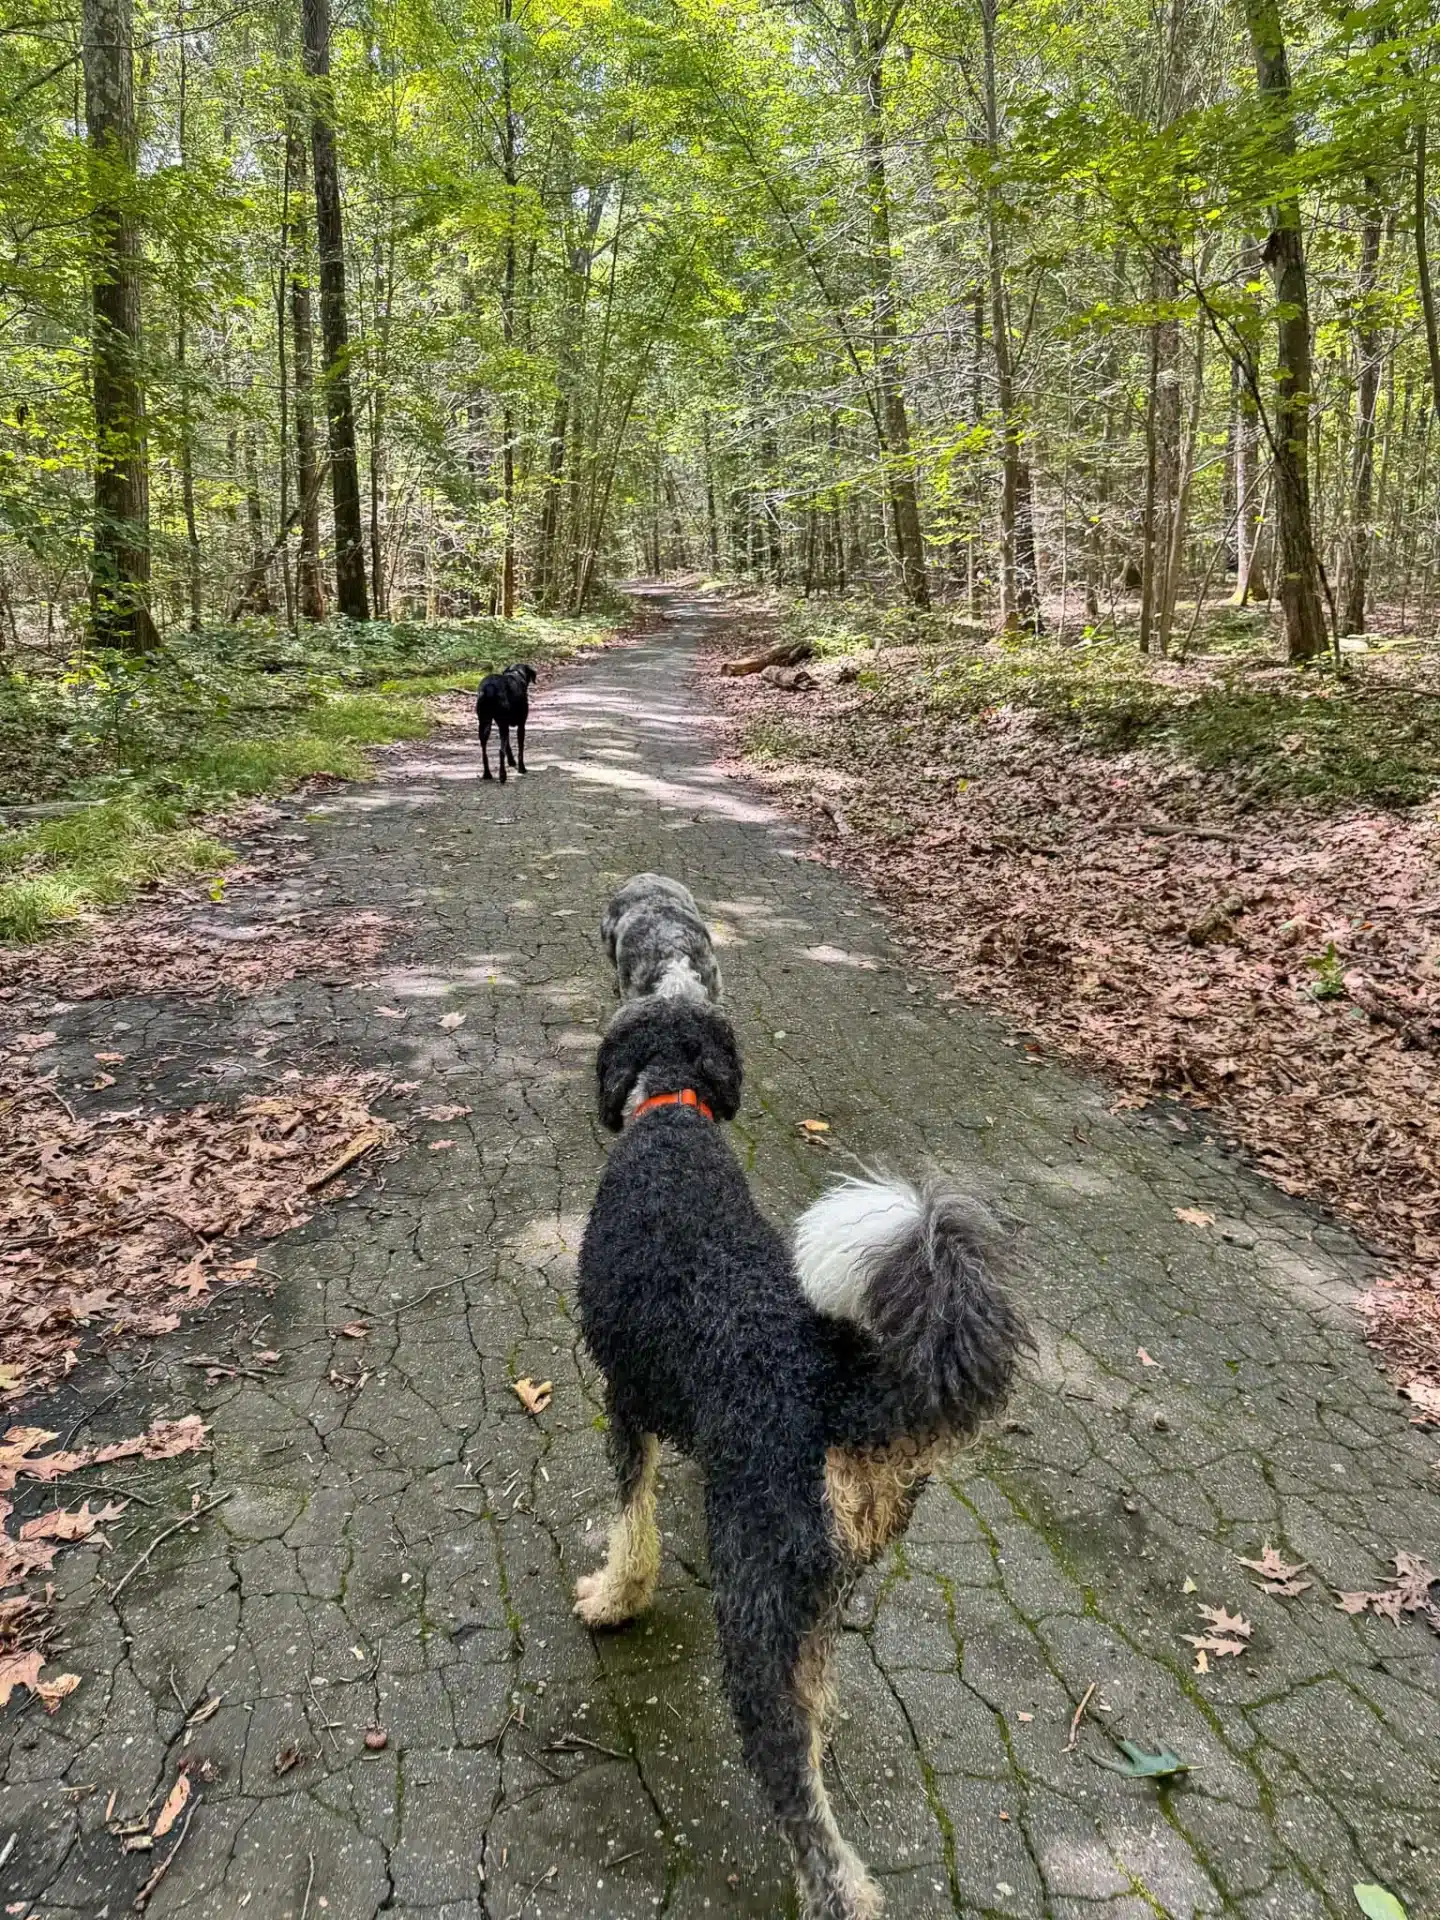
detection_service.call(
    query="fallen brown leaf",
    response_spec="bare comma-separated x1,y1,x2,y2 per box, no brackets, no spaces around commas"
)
799,1119,830,1134
416,1104,472,1122
1174,1207,1216,1229
1137,1347,1158,1367
337,1322,370,1339
438,1012,466,1030
513,1377,553,1415
1197,1603,1252,1640
151,1772,190,1838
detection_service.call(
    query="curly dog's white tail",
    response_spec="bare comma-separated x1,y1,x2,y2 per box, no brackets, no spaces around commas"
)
794,1175,1027,1439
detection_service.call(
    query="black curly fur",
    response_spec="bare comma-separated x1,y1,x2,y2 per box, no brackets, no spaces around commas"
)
576,995,1027,1919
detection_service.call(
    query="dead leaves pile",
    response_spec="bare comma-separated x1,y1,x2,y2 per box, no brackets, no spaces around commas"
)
707,638,1440,1403
1,1048,394,1390
0,907,391,1025
0,1413,209,1713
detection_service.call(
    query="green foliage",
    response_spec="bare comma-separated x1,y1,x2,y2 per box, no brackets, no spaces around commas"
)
1302,942,1348,1000
0,799,234,941
925,644,1440,807
1353,1888,1408,1920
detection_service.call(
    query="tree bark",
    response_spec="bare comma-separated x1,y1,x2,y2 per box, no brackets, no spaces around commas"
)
1341,205,1382,634
980,0,1039,634
1416,69,1440,427
844,0,928,608
287,125,327,621
302,0,369,620
82,0,158,650
1242,0,1327,660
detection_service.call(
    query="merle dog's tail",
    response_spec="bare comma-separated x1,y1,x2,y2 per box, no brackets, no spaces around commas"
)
795,1175,1028,1444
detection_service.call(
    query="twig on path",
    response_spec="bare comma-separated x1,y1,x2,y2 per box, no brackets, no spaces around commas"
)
305,1127,385,1192
370,1270,485,1319
107,1492,232,1605
132,1795,198,1911
1065,1682,1097,1753
299,1850,316,1920
543,1732,630,1762
1140,820,1242,844
505,1862,558,1920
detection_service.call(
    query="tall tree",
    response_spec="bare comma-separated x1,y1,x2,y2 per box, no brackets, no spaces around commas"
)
1241,0,1328,662
302,0,369,621
843,0,929,609
81,0,158,650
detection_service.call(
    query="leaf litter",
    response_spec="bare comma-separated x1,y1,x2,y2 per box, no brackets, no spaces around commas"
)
707,634,1440,1405
0,1415,209,1712
1,1041,396,1391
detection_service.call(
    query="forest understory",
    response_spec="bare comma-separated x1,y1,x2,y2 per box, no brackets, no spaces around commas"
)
703,585,1440,1418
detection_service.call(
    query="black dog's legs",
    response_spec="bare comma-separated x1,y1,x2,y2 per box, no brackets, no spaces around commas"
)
496,723,510,784
573,1407,660,1627
514,720,526,773
479,716,494,781
710,1509,879,1919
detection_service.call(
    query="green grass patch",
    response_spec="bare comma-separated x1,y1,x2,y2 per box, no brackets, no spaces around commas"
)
0,609,613,940
0,796,234,941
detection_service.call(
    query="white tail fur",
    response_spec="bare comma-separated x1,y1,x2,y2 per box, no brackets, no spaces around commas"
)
793,1176,924,1324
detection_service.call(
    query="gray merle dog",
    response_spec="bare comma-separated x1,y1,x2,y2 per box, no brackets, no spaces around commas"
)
600,871,723,1004
574,884,1028,1919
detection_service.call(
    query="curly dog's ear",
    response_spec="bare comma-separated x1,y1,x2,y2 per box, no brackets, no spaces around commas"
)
596,1017,647,1132
695,1011,742,1122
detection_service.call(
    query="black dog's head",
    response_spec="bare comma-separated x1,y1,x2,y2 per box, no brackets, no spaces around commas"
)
596,997,743,1132
507,662,538,687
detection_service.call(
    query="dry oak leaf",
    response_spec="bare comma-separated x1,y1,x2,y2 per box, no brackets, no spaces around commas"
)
33,1670,80,1713
18,1498,126,1543
416,1104,472,1122
799,1119,830,1135
1137,1347,1159,1367
1237,1544,1312,1597
1198,1604,1252,1640
0,1649,44,1707
151,1771,191,1839
336,1322,370,1340
438,1011,466,1030
513,1378,553,1415
1183,1634,1248,1662
1174,1207,1216,1229
428,1139,456,1152
0,1414,208,1494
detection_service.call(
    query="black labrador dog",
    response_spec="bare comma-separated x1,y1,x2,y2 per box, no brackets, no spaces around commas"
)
475,663,537,783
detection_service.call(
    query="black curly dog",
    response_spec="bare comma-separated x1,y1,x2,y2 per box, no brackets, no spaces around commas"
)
475,662,536,783
575,991,1028,1920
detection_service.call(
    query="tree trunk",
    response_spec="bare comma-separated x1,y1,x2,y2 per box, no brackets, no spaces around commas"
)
1341,206,1382,634
235,425,274,616
288,127,326,622
82,0,158,650
980,0,1038,634
845,0,928,608
1415,67,1440,427
1242,0,1327,660
302,0,369,620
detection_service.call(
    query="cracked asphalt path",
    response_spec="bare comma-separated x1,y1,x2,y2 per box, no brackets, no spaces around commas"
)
5,591,1440,1919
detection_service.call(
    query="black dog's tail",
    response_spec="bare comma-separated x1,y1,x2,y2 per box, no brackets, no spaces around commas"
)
795,1174,1028,1443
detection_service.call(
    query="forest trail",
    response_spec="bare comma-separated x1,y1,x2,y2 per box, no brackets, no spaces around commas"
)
4,590,1440,1920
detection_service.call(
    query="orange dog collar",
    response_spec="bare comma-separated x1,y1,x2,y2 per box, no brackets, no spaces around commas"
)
630,1087,715,1124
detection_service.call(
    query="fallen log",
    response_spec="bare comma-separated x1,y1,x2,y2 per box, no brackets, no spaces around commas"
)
719,638,815,677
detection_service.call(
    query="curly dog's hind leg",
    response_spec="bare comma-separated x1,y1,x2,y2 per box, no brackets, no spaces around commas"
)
718,1585,881,1920
574,1412,660,1628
